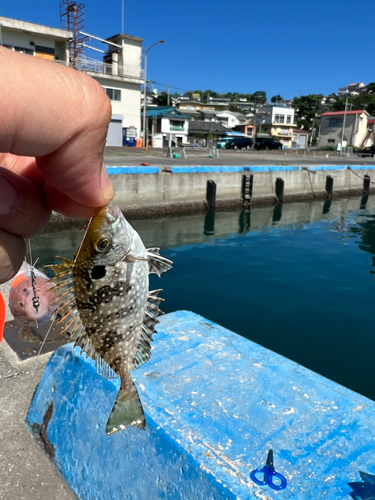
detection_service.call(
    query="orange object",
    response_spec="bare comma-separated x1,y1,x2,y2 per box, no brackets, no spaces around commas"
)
0,291,5,342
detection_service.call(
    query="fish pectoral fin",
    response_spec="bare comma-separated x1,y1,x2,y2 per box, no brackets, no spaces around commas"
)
106,381,146,435
146,248,173,277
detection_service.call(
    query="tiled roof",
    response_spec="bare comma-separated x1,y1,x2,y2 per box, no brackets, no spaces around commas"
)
189,121,229,133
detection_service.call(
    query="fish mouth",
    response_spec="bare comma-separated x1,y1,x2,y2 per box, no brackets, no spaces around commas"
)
95,204,121,223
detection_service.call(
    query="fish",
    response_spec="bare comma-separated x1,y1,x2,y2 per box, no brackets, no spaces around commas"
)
8,269,57,326
47,204,172,435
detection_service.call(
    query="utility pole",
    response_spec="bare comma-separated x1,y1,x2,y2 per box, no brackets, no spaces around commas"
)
167,83,170,106
340,95,349,156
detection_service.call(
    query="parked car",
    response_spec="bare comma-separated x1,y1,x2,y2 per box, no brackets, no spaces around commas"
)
224,137,253,150
357,146,375,158
254,137,283,150
216,137,232,149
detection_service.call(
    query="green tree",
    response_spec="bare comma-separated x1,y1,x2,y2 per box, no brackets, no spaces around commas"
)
253,91,267,104
155,92,169,106
271,95,283,104
292,94,323,131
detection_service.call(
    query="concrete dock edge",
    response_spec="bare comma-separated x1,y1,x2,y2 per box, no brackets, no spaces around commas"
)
27,310,375,499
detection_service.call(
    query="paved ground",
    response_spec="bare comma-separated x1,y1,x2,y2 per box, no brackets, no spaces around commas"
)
104,146,375,167
0,276,75,500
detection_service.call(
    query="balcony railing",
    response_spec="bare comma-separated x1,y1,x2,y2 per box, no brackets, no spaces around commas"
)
56,56,144,82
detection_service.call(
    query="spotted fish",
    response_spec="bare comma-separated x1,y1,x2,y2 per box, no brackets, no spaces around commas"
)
47,204,172,434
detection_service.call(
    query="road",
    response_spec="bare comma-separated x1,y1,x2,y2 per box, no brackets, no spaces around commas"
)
104,146,375,167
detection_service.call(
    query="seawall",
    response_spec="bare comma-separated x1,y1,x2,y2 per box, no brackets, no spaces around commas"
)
107,165,375,217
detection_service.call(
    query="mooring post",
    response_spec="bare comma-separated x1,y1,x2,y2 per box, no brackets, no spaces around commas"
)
363,174,370,195
206,180,216,209
325,175,334,198
275,177,284,203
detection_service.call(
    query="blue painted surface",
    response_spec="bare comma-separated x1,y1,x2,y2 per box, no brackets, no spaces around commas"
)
105,165,375,176
170,166,243,173
243,166,270,172
106,166,160,174
269,166,296,172
170,166,197,173
28,310,375,499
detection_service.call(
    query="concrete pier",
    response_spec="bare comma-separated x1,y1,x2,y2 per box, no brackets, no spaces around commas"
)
107,165,375,215
27,310,375,499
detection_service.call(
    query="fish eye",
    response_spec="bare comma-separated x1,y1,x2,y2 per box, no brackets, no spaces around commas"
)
95,236,111,252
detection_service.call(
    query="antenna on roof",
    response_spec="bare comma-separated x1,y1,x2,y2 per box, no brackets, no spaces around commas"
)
122,0,124,33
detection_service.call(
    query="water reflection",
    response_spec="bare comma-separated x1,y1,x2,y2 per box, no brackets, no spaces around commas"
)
272,203,283,223
322,199,331,214
238,207,251,234
203,210,215,235
360,194,368,210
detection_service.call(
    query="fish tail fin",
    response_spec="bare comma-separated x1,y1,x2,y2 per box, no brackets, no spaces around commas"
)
106,380,146,435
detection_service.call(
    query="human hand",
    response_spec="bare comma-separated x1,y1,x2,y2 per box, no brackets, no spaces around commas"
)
0,47,114,283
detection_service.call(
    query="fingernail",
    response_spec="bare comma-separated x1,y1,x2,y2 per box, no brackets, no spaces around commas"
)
0,172,21,216
100,165,115,203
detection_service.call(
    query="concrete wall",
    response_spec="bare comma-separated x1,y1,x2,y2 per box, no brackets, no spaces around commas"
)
107,165,375,209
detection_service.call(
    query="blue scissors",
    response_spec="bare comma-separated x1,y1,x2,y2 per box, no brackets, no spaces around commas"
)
250,449,288,491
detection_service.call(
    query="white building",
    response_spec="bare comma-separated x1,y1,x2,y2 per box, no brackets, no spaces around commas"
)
261,104,297,148
145,107,190,148
0,17,143,146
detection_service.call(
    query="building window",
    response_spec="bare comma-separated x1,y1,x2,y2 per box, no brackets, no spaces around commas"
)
170,120,184,130
329,118,343,127
328,139,335,143
247,129,253,136
5,45,34,55
279,128,290,135
105,88,121,101
274,114,285,123
286,115,291,124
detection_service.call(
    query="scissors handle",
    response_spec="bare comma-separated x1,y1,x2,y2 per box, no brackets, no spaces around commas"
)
250,467,268,486
250,467,287,491
268,470,288,491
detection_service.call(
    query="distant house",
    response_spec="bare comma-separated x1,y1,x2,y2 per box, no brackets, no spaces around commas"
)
175,100,225,112
143,107,190,148
319,110,370,148
215,111,246,128
260,105,297,149
0,16,144,146
188,121,229,146
337,83,366,97
233,123,256,137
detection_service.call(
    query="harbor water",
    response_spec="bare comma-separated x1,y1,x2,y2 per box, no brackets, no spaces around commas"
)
31,196,375,401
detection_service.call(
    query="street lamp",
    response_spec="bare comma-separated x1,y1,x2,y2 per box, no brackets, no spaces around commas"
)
142,39,165,149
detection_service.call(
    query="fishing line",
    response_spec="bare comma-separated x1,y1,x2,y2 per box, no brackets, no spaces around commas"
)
0,221,92,460
0,310,57,462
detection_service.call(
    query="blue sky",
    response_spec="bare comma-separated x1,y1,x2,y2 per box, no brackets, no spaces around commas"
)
1,0,374,100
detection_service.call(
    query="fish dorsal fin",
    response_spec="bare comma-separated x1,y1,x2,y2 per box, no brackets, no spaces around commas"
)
46,257,117,380
146,248,173,277
133,289,165,370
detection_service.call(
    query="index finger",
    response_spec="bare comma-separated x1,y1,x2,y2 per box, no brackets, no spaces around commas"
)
0,47,114,215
